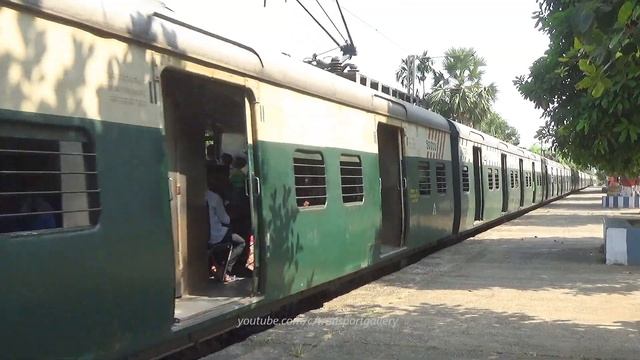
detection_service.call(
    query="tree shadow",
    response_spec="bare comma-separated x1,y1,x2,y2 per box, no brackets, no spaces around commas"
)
0,5,182,359
211,299,640,359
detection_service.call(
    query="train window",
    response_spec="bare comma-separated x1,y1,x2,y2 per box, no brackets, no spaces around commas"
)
488,168,494,190
339,154,364,204
494,169,500,190
510,171,515,188
418,161,431,195
0,127,101,234
435,162,446,194
293,151,327,208
461,166,470,192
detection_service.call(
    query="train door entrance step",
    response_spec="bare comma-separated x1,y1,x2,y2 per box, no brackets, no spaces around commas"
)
161,69,260,322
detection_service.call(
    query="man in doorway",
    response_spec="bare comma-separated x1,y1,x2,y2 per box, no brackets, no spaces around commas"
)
206,167,245,283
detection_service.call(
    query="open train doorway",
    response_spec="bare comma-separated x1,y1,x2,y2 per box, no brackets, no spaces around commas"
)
161,69,259,322
531,162,536,203
500,153,508,212
377,123,405,253
472,146,484,221
543,163,549,199
518,159,524,207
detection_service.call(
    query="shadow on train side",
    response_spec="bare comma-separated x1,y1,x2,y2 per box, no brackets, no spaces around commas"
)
0,7,185,358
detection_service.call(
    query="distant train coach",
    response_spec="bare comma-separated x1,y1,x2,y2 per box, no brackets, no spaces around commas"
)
0,1,594,358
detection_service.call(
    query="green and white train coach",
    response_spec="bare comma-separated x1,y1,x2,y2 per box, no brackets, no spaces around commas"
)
0,1,595,358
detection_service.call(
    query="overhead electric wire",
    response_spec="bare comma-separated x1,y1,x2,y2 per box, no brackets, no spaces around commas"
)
341,5,407,53
314,0,347,43
295,0,343,49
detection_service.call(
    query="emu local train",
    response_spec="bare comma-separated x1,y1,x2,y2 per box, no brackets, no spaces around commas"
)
0,1,594,358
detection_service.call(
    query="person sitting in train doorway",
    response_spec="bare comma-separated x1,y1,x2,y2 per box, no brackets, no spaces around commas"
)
206,167,246,283
227,156,253,276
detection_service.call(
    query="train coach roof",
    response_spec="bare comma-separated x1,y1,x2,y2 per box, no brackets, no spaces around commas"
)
12,0,451,132
452,120,544,161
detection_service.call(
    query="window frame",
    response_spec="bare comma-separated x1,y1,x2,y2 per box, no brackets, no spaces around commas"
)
435,162,447,195
292,150,328,209
339,154,364,205
0,123,101,236
417,160,431,196
461,165,470,193
488,167,494,191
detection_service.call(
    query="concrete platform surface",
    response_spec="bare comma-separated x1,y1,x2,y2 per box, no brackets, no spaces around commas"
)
204,188,640,359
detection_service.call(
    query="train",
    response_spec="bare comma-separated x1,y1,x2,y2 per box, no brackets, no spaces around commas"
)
0,1,595,358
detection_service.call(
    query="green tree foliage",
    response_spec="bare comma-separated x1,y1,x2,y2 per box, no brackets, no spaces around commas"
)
529,143,543,155
515,0,640,176
416,50,434,98
426,48,498,128
395,47,520,146
480,112,521,145
395,55,416,95
395,51,434,98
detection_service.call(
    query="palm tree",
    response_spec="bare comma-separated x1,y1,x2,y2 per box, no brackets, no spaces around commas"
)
395,55,417,96
416,50,434,98
425,47,497,128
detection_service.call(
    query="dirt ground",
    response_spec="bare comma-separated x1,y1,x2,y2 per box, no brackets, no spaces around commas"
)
205,188,640,359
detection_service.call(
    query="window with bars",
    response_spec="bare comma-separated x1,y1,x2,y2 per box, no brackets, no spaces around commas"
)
436,162,446,194
488,168,494,190
418,161,431,196
293,151,327,208
494,169,500,190
510,170,515,188
0,127,100,234
339,154,364,204
461,165,470,192
515,172,520,188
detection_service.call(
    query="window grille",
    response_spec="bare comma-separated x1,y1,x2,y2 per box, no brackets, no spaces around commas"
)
461,166,470,192
293,151,327,207
436,162,446,194
339,154,364,204
0,128,100,234
418,161,431,196
488,168,494,190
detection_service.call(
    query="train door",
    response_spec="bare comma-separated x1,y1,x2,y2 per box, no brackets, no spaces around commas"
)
161,69,259,321
377,123,405,252
501,153,508,212
543,163,549,199
531,162,536,203
472,146,484,221
518,158,524,207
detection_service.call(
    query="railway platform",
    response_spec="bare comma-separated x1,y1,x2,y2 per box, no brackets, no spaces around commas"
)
203,188,640,359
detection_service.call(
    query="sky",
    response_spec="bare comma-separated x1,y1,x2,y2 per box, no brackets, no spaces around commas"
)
167,0,550,147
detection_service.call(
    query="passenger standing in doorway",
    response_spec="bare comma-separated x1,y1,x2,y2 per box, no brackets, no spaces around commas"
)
206,144,217,170
219,153,233,177
206,168,245,283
